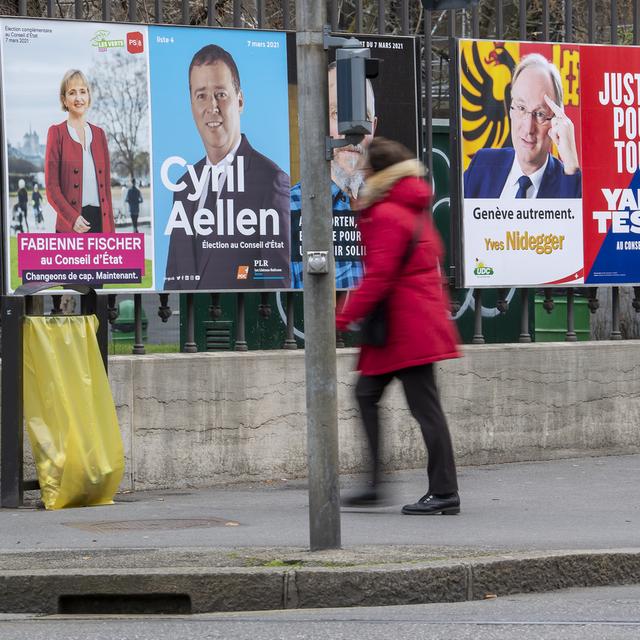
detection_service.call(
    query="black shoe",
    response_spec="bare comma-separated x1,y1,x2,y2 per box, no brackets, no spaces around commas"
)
341,489,388,508
401,492,460,515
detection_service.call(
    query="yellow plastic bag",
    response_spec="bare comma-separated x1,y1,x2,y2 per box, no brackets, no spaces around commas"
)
23,315,124,510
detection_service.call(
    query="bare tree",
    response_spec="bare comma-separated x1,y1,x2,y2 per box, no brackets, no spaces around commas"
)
89,51,149,181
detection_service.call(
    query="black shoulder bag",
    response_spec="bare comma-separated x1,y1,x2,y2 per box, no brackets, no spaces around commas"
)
360,213,426,347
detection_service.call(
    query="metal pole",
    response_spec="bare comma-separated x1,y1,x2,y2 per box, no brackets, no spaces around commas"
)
284,292,298,349
296,0,341,550
565,288,577,342
401,0,409,35
184,293,197,352
565,0,572,41
542,0,549,41
610,286,622,339
133,293,145,355
283,1,290,29
330,0,338,30
235,293,248,351
0,296,25,508
519,288,531,342
519,0,526,40
257,0,265,28
611,0,618,44
424,10,433,177
496,0,504,39
472,4,479,37
355,0,363,33
588,0,595,42
472,289,484,344
96,295,109,373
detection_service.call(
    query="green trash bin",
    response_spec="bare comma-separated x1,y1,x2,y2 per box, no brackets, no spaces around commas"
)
534,295,590,342
111,299,148,343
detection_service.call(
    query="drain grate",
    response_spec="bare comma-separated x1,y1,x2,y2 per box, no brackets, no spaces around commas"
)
59,593,191,614
63,517,240,533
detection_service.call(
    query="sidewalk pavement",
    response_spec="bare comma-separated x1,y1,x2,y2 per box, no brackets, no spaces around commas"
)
1,454,640,614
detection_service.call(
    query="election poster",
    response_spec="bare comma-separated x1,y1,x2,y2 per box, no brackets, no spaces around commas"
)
0,18,153,292
458,38,640,288
580,46,640,284
287,33,421,290
459,39,583,287
149,26,291,291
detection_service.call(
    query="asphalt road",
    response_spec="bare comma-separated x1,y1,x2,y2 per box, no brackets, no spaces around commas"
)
3,584,640,639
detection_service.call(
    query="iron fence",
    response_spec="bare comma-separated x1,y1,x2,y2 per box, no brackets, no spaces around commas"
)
2,0,639,349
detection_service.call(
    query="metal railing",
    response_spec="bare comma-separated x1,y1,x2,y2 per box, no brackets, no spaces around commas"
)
3,0,638,350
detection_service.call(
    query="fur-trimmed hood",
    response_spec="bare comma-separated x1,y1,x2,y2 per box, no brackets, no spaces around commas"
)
357,159,428,210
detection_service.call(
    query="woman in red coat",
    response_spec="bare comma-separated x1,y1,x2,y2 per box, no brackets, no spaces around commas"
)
336,138,462,515
45,69,114,234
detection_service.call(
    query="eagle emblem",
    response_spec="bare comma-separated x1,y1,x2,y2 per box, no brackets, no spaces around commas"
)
460,41,518,169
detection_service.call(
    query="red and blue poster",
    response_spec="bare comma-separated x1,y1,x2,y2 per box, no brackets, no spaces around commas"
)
581,45,640,284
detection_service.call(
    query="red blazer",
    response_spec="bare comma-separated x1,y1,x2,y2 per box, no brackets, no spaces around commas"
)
45,121,114,233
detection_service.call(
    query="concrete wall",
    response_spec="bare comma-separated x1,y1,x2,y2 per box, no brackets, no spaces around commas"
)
96,341,640,492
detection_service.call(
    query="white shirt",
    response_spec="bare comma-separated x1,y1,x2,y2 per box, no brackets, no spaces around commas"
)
67,122,100,207
197,137,242,212
499,154,549,199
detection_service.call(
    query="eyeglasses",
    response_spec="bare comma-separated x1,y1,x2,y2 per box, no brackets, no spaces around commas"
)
510,103,553,125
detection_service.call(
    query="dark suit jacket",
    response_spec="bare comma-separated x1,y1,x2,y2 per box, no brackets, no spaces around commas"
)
463,148,582,199
164,135,290,290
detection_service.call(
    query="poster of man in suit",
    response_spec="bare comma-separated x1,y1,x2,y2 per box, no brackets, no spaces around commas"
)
458,40,584,288
150,26,291,290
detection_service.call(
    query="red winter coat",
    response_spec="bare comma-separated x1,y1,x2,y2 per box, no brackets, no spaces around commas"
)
336,160,461,376
45,121,115,233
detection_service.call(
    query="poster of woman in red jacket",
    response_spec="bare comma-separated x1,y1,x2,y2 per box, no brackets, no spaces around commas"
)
1,18,151,293
45,69,115,235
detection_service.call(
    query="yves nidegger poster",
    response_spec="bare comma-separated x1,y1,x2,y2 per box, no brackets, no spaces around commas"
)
0,18,152,292
459,39,583,288
149,26,291,291
459,38,640,287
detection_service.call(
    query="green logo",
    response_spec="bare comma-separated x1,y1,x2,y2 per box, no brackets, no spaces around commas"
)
473,259,494,277
91,30,124,50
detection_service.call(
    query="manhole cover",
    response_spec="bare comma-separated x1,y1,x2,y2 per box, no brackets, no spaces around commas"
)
63,518,240,533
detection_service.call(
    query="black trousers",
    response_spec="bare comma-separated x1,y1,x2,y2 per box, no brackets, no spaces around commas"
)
82,205,102,233
355,363,458,495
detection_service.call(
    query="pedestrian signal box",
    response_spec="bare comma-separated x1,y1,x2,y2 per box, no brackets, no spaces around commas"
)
336,47,379,136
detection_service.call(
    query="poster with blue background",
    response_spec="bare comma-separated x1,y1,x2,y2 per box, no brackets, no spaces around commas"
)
149,26,291,291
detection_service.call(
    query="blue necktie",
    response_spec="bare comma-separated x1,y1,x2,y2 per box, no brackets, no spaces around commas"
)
516,175,532,199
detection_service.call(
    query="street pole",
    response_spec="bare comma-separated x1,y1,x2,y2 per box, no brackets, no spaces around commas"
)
295,0,341,550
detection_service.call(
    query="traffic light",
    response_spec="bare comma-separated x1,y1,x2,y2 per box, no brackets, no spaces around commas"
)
422,0,479,10
335,47,379,136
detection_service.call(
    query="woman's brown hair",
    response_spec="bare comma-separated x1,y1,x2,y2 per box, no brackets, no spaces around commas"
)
366,137,415,173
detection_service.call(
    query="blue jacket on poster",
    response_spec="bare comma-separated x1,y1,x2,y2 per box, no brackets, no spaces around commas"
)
463,148,582,199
